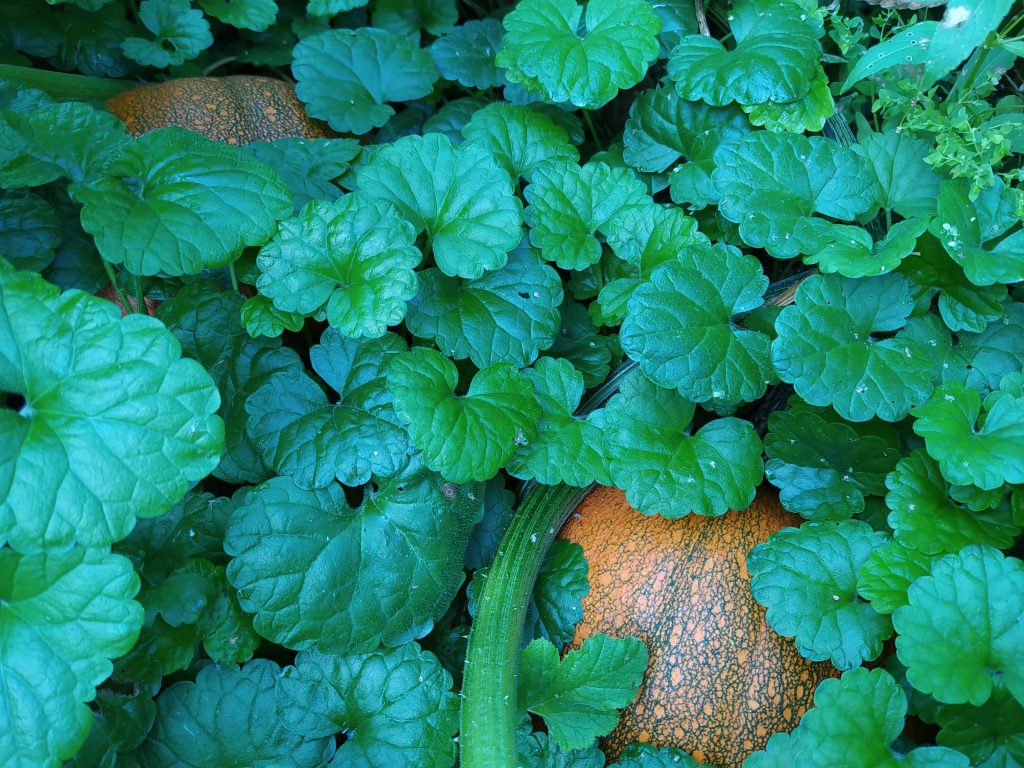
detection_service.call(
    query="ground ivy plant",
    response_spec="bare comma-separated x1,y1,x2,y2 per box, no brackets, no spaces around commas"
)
0,0,1022,767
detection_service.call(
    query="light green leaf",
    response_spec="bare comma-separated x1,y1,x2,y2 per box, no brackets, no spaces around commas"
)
667,0,822,106
602,370,763,517
495,0,660,109
525,160,649,270
713,132,876,259
894,546,1024,705
858,540,938,614
860,129,942,219
0,548,143,768
748,519,892,669
387,347,539,483
518,635,648,750
225,465,483,654
431,19,506,89
798,218,927,278
615,744,705,768
72,127,291,277
0,269,223,552
137,660,334,767
771,273,938,422
357,133,523,279
461,102,579,182
239,295,304,338
742,71,835,133
121,0,212,68
936,683,1024,767
277,645,459,768
293,27,439,135
198,0,277,30
621,243,772,408
924,0,1014,86
841,21,939,91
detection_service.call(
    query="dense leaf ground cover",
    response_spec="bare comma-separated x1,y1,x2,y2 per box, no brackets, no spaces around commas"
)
1,0,1023,766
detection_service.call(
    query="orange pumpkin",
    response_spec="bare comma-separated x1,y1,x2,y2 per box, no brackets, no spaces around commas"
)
104,75,332,144
558,485,838,768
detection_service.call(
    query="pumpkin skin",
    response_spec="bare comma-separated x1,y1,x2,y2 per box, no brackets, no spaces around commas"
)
557,485,838,768
104,75,332,144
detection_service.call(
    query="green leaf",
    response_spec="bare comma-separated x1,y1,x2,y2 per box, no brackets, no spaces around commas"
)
464,476,515,570
667,0,822,106
424,96,488,141
621,243,772,408
841,21,939,91
72,127,291,277
277,644,458,768
157,282,302,485
138,660,334,767
543,298,613,387
121,0,212,68
924,0,1014,86
798,218,928,278
525,160,649,270
461,102,580,182
225,465,482,654
936,683,1024,767
0,269,223,552
357,133,523,280
772,273,939,422
912,375,1024,490
901,233,1007,333
742,71,835,134
858,540,938,614
614,743,705,768
518,635,648,750
885,450,1022,554
601,370,763,517
239,294,304,338
54,4,136,79
623,85,750,211
0,548,143,768
930,178,1024,286
373,0,457,37
516,725,605,767
860,129,942,219
387,347,539,483
244,137,359,212
894,546,1024,705
245,330,411,488
796,668,970,768
0,101,127,186
405,243,562,369
431,19,506,89
198,0,277,30
764,405,901,521
495,0,660,109
748,519,892,669
293,27,439,135
255,196,420,337
713,132,877,259
307,0,365,15
506,357,607,487
0,190,60,271
957,300,1024,393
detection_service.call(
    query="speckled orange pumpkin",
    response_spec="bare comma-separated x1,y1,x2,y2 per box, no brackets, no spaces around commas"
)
105,75,332,144
558,485,838,768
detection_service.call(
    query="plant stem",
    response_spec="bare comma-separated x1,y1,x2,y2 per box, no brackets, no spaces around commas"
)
100,259,132,313
0,65,134,101
582,109,604,152
460,481,592,768
228,262,240,293
134,275,145,315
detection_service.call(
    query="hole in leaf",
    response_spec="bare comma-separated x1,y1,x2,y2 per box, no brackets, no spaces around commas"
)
4,392,26,413
160,39,178,53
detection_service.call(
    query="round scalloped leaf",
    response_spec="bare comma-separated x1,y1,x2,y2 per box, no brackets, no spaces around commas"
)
245,329,411,489
495,0,660,109
356,133,523,280
894,546,1024,706
885,450,1021,555
255,196,420,338
622,85,750,210
860,129,942,219
405,244,562,369
240,295,304,338
858,540,938,614
0,268,223,553
293,27,439,135
616,744,704,768
771,273,938,422
461,102,579,182
431,19,506,89
198,0,277,31
666,0,822,107
0,190,60,272
0,548,143,768
121,0,212,68
798,218,927,278
225,466,483,654
506,357,607,487
621,243,772,409
524,160,649,270
601,370,763,517
386,347,540,483
712,132,877,259
748,519,892,669
243,137,360,213
137,659,334,767
157,282,302,485
277,645,459,768
742,71,835,133
935,683,1024,767
956,300,1024,393
72,127,291,277
372,0,457,37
